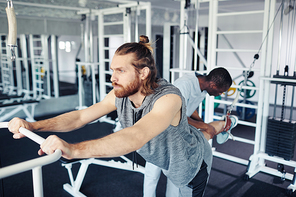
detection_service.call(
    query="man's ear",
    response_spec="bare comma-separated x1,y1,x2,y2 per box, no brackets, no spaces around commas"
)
140,67,150,80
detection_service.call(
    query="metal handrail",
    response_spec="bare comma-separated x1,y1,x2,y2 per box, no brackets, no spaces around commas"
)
0,122,62,197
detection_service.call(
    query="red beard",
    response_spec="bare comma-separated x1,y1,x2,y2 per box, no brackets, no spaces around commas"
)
112,77,142,98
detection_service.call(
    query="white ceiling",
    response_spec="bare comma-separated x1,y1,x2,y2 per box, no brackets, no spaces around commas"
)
0,0,180,20
0,0,268,20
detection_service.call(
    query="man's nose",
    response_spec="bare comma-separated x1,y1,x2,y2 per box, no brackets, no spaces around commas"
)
111,73,116,82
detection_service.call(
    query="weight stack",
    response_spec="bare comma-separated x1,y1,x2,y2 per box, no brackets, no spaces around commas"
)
265,117,296,160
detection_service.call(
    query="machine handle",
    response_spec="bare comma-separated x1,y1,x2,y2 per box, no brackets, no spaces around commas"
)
0,122,62,179
6,1,17,46
0,122,45,145
6,0,17,61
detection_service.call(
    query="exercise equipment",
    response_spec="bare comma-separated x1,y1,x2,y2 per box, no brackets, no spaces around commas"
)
29,35,50,100
245,1,296,194
265,65,296,161
236,100,256,120
0,100,39,122
238,79,256,99
60,120,144,197
76,62,98,110
61,155,145,197
0,122,62,197
244,70,254,78
0,36,39,122
224,81,236,97
5,0,17,61
0,35,16,95
266,118,296,160
226,54,259,116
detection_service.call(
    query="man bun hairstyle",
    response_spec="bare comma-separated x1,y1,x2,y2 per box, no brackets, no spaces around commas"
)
139,35,153,53
115,35,158,96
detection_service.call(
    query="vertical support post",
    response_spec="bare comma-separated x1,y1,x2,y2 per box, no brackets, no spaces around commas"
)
84,14,90,63
90,13,94,63
91,64,96,105
123,9,131,43
42,35,50,98
257,0,276,158
135,6,139,42
15,48,23,96
98,12,105,102
193,0,200,71
29,34,37,99
145,3,152,39
77,63,83,109
163,23,173,81
32,166,44,197
51,35,59,98
19,34,30,95
205,0,218,124
179,0,186,76
7,39,14,94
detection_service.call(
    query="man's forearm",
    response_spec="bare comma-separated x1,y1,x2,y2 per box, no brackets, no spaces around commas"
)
188,117,208,131
188,117,216,139
190,110,203,122
32,111,85,132
71,127,144,159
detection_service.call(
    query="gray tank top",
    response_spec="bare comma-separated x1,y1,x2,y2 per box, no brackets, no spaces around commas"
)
115,79,211,187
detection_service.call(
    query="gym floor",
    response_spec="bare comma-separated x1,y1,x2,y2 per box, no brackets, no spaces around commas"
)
0,113,295,197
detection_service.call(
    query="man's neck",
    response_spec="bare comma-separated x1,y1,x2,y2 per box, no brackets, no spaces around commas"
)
197,75,207,92
128,91,146,108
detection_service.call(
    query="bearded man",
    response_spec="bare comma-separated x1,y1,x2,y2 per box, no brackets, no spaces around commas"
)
9,35,216,197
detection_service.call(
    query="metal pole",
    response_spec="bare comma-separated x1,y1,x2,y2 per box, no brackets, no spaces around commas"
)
78,63,83,109
32,166,43,197
135,6,139,42
91,64,96,105
179,0,186,76
84,15,89,63
51,35,59,98
276,0,284,72
290,85,295,122
273,0,284,118
145,3,151,40
193,0,199,70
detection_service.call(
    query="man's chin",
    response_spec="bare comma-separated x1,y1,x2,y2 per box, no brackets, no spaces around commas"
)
114,90,125,98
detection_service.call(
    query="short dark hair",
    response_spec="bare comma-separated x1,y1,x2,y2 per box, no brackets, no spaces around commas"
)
205,67,232,88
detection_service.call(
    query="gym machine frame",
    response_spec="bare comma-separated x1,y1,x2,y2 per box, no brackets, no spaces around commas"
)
171,0,296,193
171,0,264,166
76,62,99,110
242,0,296,194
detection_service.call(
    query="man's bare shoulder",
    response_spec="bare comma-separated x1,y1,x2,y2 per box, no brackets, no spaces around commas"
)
153,93,182,112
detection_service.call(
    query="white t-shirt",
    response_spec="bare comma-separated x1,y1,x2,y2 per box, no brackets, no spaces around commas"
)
173,72,208,117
